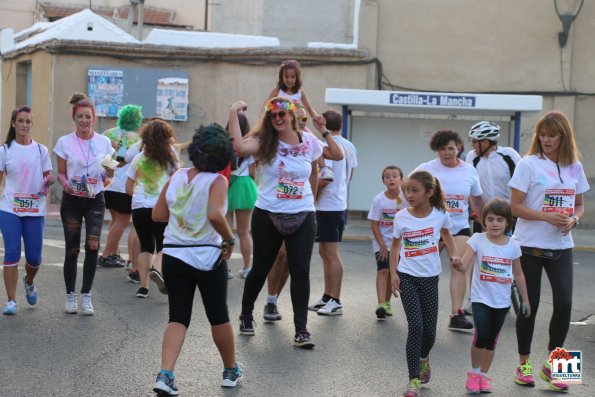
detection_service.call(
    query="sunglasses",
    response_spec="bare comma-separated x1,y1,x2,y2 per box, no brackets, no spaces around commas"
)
268,111,287,119
299,116,308,122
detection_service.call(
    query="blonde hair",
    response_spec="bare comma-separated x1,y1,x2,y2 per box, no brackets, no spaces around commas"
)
528,111,580,166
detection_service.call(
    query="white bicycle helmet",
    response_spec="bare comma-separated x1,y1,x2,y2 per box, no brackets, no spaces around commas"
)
468,121,500,141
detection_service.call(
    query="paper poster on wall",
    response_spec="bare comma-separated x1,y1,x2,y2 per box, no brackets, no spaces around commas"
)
156,78,189,121
88,69,124,117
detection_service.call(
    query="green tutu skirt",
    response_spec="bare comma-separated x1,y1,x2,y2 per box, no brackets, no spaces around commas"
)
228,175,258,211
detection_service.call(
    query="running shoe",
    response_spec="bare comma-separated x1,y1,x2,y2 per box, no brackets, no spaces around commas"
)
65,292,78,314
480,374,493,393
136,287,149,298
3,300,17,315
318,166,334,181
293,327,315,349
227,269,234,279
317,299,343,316
375,304,387,320
22,276,38,305
403,378,421,397
466,371,481,394
97,254,124,268
514,359,535,386
308,297,328,312
126,270,140,283
383,301,394,316
112,254,126,266
448,312,473,330
239,313,255,335
237,268,251,279
263,302,282,321
221,362,244,388
540,361,569,392
150,268,168,294
153,372,179,396
419,358,431,384
81,292,94,315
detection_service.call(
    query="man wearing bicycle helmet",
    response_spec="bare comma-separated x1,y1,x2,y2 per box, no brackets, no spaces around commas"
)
466,121,521,215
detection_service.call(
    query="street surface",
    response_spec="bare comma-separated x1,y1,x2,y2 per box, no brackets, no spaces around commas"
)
0,220,593,396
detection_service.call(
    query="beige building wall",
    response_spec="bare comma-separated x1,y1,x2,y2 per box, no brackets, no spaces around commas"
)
0,0,36,31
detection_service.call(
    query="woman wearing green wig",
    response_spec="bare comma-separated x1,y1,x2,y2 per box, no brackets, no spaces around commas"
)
99,104,143,278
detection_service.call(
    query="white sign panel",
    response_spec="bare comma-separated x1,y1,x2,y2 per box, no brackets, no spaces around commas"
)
156,78,189,121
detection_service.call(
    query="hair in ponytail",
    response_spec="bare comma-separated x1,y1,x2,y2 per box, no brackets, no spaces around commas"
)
407,170,447,212
5,106,32,148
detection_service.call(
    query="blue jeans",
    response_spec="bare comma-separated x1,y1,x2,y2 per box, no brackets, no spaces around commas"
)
472,302,509,350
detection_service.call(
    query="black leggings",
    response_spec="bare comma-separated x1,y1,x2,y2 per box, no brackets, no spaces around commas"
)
241,207,316,329
132,208,167,254
399,272,439,379
162,254,229,328
516,248,573,355
60,192,105,294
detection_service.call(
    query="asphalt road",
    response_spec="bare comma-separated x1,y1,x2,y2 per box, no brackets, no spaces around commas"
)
0,220,593,396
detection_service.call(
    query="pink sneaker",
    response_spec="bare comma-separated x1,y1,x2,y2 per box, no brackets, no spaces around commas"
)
479,375,493,393
514,360,535,386
465,371,481,394
540,363,569,392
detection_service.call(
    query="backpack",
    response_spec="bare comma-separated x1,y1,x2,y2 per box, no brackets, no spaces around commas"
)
472,150,516,178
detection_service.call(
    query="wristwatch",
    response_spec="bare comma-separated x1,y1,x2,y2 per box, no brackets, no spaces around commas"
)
322,130,331,138
570,215,580,228
221,238,236,249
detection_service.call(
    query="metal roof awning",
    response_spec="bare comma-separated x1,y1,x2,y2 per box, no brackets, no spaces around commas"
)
325,88,543,150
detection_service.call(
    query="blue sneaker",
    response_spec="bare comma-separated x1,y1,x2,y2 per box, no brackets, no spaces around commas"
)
221,362,244,388
153,372,179,396
3,300,17,315
23,276,38,305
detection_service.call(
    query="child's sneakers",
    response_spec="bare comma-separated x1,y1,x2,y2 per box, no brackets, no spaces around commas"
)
465,371,481,394
375,304,387,320
419,358,431,384
22,276,38,305
479,374,493,393
514,359,535,386
319,165,334,181
540,361,569,392
153,371,179,396
403,378,421,397
221,362,244,388
383,301,393,316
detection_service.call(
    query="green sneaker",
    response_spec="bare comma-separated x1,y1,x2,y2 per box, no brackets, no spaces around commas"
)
419,358,431,383
383,301,393,316
403,378,421,397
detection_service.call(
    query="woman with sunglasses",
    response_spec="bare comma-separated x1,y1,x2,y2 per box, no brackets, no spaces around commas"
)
229,97,342,348
0,106,53,315
54,99,115,315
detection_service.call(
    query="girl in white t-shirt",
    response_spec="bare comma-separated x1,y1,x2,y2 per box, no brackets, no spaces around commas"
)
509,111,589,392
228,97,341,348
390,170,460,397
455,198,530,394
367,165,408,320
0,106,53,315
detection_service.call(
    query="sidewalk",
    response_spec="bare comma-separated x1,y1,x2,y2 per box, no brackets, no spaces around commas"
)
46,204,595,252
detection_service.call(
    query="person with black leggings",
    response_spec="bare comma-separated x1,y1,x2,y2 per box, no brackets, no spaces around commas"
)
228,98,341,348
509,111,589,392
54,99,115,315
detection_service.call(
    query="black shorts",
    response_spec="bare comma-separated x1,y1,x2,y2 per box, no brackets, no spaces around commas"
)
104,191,132,214
375,251,390,271
315,211,345,243
439,227,471,242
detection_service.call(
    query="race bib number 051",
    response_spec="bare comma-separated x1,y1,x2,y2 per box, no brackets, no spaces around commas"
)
13,193,41,213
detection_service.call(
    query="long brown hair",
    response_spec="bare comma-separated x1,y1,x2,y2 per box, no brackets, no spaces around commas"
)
139,118,178,169
407,170,447,212
250,97,299,164
528,111,580,166
5,106,32,148
277,59,302,93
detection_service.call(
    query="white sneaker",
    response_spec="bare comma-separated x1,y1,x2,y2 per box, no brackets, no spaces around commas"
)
227,269,234,279
317,299,343,316
308,298,328,312
319,166,334,182
238,268,251,279
81,292,94,315
65,292,78,314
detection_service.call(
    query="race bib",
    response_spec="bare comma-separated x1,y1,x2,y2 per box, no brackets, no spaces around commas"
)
380,208,398,226
479,256,512,284
276,178,304,199
71,175,98,198
445,194,465,213
13,193,41,213
402,227,438,258
542,188,575,214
